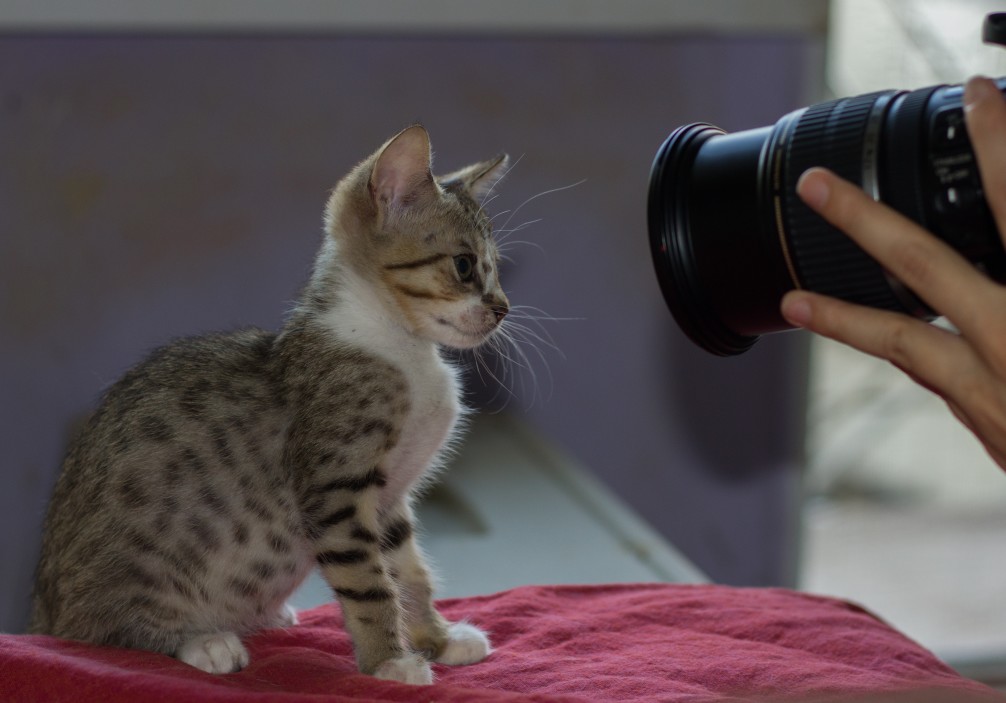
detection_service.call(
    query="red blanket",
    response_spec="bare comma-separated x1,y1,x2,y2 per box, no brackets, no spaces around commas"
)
1,584,1000,702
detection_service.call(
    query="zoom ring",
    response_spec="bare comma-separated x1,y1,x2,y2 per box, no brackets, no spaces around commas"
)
783,92,908,312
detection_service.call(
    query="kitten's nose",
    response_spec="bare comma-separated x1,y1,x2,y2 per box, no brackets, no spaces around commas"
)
491,304,509,324
483,294,508,324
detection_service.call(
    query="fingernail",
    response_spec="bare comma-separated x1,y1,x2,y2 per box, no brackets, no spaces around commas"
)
781,294,812,328
964,75,993,111
797,169,830,210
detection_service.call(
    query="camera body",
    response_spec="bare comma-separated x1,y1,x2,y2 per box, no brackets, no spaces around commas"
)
648,15,1006,356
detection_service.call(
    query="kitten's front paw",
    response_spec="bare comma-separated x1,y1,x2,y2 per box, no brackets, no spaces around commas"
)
373,653,433,685
176,632,250,674
435,622,491,666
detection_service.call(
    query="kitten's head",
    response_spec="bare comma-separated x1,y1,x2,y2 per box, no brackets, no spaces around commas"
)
327,125,510,350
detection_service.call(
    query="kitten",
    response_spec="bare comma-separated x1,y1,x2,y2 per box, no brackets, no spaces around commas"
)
29,125,510,685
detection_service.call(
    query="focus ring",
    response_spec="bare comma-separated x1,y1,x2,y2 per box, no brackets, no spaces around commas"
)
783,91,907,311
882,86,937,233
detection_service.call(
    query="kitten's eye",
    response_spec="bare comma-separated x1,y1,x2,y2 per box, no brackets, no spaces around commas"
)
454,254,476,282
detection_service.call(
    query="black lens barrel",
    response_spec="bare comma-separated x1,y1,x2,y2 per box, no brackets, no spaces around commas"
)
649,124,761,356
782,90,910,313
649,78,1006,356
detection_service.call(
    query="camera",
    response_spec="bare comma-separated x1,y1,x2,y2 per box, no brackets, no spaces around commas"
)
647,15,1006,357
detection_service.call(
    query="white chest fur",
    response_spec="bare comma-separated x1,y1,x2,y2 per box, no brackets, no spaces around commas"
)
319,270,463,509
379,348,461,508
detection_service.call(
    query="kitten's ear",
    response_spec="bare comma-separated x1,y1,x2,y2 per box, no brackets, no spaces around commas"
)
369,125,436,210
440,153,510,201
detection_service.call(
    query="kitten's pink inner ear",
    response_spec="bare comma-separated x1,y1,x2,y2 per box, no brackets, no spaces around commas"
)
370,126,434,209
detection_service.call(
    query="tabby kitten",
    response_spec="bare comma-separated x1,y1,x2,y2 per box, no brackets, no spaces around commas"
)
30,125,510,685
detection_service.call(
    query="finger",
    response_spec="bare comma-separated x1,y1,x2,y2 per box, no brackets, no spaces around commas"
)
947,398,1006,473
784,289,1006,452
899,365,1006,462
989,447,1006,474
964,76,1006,244
946,398,981,440
783,286,1006,475
781,289,979,400
796,168,1005,342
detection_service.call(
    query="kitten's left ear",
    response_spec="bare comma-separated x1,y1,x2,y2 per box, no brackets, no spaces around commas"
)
370,125,436,210
440,153,510,201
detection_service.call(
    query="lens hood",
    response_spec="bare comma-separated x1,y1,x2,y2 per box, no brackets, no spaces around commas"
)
648,124,760,356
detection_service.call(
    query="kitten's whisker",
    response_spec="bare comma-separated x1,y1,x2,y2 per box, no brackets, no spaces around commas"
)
502,323,550,406
508,306,582,340
495,218,543,239
478,153,524,210
487,208,513,227
505,325,558,377
480,193,502,211
468,342,517,407
504,322,563,360
481,316,556,408
508,303,582,321
469,330,518,407
469,346,489,385
487,333,526,371
506,307,576,350
497,239,546,257
497,179,586,234
468,163,570,409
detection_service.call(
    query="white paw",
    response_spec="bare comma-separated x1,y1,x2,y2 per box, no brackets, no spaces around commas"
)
176,632,250,674
373,653,433,685
270,603,299,628
435,622,491,666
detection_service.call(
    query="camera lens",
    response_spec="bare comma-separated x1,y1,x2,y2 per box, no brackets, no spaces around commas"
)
648,80,1006,356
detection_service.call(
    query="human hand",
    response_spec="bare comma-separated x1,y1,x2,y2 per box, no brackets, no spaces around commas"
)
780,76,1006,471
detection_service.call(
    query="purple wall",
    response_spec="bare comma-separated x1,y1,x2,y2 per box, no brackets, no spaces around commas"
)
1,34,815,633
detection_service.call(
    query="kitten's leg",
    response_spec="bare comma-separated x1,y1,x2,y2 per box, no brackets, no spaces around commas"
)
309,483,431,684
381,502,491,666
